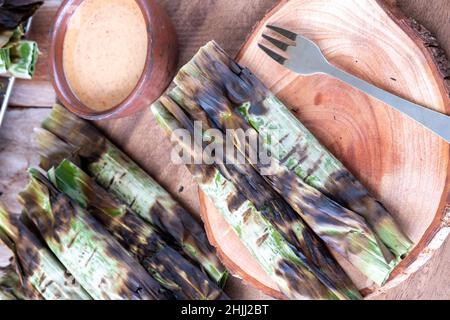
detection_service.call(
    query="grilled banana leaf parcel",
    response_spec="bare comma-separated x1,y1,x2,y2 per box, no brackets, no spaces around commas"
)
152,100,352,300
0,24,23,47
0,206,91,300
175,41,412,260
0,1,43,32
172,65,394,285
165,91,361,299
0,236,27,300
0,40,39,79
18,169,171,300
0,0,41,79
0,45,9,73
48,159,228,300
3,40,38,79
39,105,227,286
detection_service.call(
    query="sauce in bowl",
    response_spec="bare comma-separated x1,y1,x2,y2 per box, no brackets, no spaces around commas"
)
63,0,148,112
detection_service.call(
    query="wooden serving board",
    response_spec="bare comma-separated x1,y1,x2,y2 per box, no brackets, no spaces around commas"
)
200,0,450,298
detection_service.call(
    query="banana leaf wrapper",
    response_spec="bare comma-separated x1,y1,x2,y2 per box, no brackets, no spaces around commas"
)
0,26,20,72
18,169,172,300
0,29,14,48
0,290,15,300
0,1,43,32
0,40,39,79
39,105,228,286
0,25,23,47
0,206,91,300
0,46,9,73
166,90,361,299
48,159,228,300
177,41,412,260
172,42,398,285
152,100,344,300
177,78,394,285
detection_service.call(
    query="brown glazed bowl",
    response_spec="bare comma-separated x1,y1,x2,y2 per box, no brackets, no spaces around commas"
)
49,0,178,120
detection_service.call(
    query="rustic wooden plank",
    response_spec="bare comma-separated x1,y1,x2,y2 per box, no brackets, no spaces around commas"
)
10,81,56,107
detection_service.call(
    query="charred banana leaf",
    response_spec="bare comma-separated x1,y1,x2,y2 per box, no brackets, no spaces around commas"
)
0,25,24,48
18,169,171,300
48,159,228,300
0,290,15,300
0,1,43,32
0,206,90,300
0,46,10,74
176,41,412,260
3,40,39,79
172,42,399,285
39,105,228,286
166,90,361,299
0,40,39,79
152,100,344,300
0,236,27,300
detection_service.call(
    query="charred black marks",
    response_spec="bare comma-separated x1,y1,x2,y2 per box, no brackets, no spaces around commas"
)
202,165,217,184
275,259,304,295
147,201,168,237
224,75,253,105
279,133,290,144
325,169,370,206
83,247,97,267
107,176,116,189
129,197,137,209
67,229,81,249
281,144,309,169
256,232,269,247
332,170,351,182
305,155,324,179
242,208,252,224
226,193,246,212
195,46,270,117
229,60,243,75
42,279,54,294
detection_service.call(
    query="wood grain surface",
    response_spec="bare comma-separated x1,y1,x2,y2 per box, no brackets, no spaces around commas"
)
0,0,449,299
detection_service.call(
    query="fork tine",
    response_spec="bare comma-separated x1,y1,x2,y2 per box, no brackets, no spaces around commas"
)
258,43,287,65
266,25,297,41
261,34,289,52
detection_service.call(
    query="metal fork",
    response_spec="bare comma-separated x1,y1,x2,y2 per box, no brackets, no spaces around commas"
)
258,25,450,144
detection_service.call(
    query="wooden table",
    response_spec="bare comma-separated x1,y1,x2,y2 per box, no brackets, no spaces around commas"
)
0,0,449,299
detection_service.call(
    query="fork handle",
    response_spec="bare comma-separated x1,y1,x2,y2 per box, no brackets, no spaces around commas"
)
324,64,450,143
